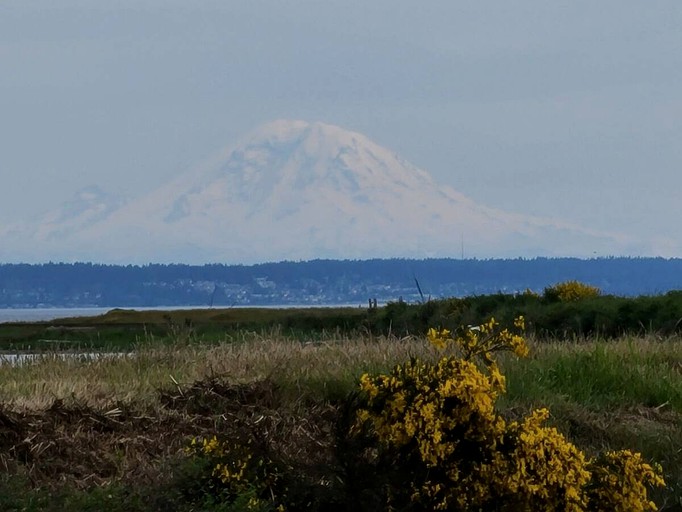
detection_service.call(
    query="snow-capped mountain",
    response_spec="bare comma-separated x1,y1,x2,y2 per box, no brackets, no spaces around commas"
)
0,186,127,262
0,120,658,263
33,185,126,241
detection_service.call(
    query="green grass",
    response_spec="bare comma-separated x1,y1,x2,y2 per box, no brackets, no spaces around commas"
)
502,335,682,410
499,336,682,509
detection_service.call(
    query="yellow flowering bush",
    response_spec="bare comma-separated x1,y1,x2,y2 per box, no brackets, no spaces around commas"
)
186,435,285,511
586,450,666,512
544,280,601,302
477,407,591,511
354,316,665,511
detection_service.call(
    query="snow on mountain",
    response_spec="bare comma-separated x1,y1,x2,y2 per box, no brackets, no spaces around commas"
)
33,185,126,240
0,120,661,263
0,186,127,262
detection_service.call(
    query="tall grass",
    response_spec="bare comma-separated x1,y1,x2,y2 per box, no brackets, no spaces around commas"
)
2,333,680,412
0,332,440,409
502,334,682,410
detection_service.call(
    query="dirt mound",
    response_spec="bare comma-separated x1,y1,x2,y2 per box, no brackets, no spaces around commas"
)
0,400,205,488
158,377,282,415
158,377,340,479
0,378,339,493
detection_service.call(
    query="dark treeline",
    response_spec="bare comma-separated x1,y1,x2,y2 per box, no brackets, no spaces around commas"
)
1,257,682,307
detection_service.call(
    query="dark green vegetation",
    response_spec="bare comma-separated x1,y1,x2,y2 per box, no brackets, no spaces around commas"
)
4,290,682,351
377,290,682,339
0,307,367,351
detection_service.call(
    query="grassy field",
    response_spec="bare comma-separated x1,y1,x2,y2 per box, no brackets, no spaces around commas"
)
0,327,680,510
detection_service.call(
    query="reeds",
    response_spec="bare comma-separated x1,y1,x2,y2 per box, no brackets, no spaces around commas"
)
0,331,441,409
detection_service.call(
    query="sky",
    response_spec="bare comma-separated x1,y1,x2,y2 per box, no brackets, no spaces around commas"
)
2,1,682,254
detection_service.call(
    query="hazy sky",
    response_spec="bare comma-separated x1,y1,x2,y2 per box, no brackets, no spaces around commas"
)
2,1,682,252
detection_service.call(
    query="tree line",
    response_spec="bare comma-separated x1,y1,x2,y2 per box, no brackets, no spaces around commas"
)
0,257,681,307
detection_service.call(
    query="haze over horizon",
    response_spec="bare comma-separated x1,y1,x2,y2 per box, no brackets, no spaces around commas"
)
2,1,682,262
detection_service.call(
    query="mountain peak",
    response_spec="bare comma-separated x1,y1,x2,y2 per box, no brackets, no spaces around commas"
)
241,120,385,161
216,119,432,196
0,120,663,263
247,119,360,142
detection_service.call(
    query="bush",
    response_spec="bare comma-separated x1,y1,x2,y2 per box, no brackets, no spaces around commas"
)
544,281,601,302
352,317,665,511
185,436,285,511
183,317,666,511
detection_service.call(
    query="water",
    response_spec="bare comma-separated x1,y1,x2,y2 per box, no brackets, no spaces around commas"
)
0,307,114,323
0,306,232,323
0,352,130,366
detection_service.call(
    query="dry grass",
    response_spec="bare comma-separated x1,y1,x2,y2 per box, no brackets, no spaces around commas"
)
2,332,681,412
0,332,442,410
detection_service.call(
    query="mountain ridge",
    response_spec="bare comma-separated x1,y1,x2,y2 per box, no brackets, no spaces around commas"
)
0,120,665,263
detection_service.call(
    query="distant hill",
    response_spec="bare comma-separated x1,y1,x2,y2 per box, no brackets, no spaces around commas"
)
0,257,681,308
0,120,667,264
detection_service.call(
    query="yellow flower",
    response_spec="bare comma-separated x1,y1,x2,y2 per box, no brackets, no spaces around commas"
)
513,315,525,330
427,328,449,350
545,280,600,301
352,316,663,511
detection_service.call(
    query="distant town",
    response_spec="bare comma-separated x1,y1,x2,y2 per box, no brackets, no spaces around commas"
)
1,257,681,309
